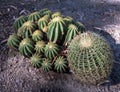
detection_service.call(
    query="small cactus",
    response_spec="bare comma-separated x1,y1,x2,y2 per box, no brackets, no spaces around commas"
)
39,9,52,17
7,34,21,49
65,24,79,44
21,21,36,38
41,59,52,72
64,16,73,25
30,54,42,68
54,56,67,72
45,42,59,59
75,21,85,32
47,16,66,42
28,12,41,22
51,12,62,18
38,16,49,31
68,32,113,84
32,30,43,42
19,38,35,57
13,16,28,30
35,41,46,54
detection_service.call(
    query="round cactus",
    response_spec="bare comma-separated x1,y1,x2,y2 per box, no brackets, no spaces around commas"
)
7,34,21,49
54,56,67,73
64,16,73,25
35,41,46,54
65,24,79,44
21,21,36,38
38,15,49,31
13,16,28,31
52,12,62,19
28,12,41,22
75,21,85,32
67,32,113,84
41,59,52,72
45,42,59,59
30,54,42,68
39,8,52,17
19,38,35,57
32,30,43,42
47,16,66,42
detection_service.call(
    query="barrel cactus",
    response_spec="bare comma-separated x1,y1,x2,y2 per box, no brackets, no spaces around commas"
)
47,16,65,42
51,12,62,19
39,9,52,17
7,34,21,49
54,56,67,72
19,38,35,57
21,21,36,38
30,54,42,68
41,59,52,72
45,42,59,59
13,16,28,30
32,30,43,42
35,41,46,54
28,12,41,22
67,32,113,84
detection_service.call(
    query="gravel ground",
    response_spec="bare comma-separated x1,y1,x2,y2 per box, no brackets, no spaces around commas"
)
0,0,120,92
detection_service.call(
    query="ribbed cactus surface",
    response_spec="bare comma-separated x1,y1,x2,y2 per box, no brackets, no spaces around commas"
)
68,32,113,84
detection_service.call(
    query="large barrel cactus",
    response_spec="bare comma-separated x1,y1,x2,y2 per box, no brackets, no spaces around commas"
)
67,31,113,84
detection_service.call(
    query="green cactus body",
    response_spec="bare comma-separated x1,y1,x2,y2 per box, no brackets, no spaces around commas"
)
7,34,21,49
21,21,36,38
35,41,46,54
52,12,62,19
38,16,49,31
39,9,52,17
41,59,52,72
75,22,85,32
30,54,42,68
45,42,59,59
47,16,66,42
65,24,79,44
13,16,28,30
64,16,73,25
54,56,67,72
28,12,41,22
19,38,35,57
68,32,113,84
32,30,43,42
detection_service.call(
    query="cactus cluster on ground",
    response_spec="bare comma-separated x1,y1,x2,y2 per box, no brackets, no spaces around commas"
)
7,8,113,85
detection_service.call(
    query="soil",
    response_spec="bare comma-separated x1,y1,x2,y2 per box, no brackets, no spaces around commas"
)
0,0,120,92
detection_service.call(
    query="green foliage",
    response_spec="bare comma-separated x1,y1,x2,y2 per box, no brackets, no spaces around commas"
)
45,42,59,59
35,41,46,54
54,56,67,72
68,32,113,84
30,54,42,68
13,16,28,30
75,21,85,32
47,16,65,42
64,16,73,25
21,21,36,38
7,34,21,49
28,12,41,22
19,38,35,57
39,8,52,17
32,30,43,42
51,12,62,19
41,59,52,72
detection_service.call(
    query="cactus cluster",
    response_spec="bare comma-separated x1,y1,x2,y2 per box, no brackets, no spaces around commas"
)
7,8,84,73
67,32,113,84
7,8,113,85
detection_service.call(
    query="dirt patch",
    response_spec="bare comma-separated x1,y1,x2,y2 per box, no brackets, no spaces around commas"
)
0,0,120,92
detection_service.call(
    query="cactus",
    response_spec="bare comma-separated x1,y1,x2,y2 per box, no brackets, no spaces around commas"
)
13,16,28,31
32,30,43,42
38,15,49,31
28,12,41,22
7,34,21,49
39,8,52,17
45,42,59,59
67,32,113,84
35,41,46,54
64,24,79,44
54,56,67,72
51,12,62,19
41,59,52,72
75,21,85,32
64,16,73,25
30,54,42,68
19,38,35,57
21,21,36,38
47,16,66,42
